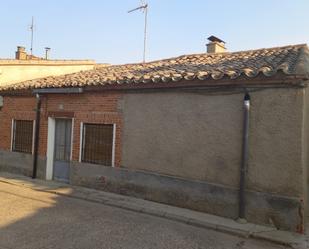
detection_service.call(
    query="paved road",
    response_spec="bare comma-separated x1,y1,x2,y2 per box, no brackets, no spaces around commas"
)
0,182,288,249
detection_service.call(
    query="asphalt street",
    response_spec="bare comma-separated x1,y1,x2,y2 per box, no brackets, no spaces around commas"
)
0,182,289,249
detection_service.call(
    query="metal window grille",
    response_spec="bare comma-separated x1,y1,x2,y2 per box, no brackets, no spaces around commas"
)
81,124,113,166
12,120,34,154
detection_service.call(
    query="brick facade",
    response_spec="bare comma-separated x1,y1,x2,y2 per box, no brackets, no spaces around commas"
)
0,92,123,166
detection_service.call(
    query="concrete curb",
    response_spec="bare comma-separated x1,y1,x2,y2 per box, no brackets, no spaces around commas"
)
0,173,307,248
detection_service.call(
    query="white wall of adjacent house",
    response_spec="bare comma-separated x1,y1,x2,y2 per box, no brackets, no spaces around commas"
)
0,60,95,86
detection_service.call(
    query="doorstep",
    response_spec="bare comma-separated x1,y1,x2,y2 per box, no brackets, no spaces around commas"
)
0,172,308,248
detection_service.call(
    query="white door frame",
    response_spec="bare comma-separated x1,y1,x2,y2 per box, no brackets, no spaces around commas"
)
46,117,74,180
46,117,55,180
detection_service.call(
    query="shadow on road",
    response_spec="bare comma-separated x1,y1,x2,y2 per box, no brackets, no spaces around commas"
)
0,177,288,249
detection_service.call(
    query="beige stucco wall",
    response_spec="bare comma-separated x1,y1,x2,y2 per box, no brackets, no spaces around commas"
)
0,60,95,86
121,87,307,199
248,88,305,198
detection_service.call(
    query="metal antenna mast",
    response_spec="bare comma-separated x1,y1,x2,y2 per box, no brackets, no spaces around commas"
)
128,1,148,63
29,16,35,56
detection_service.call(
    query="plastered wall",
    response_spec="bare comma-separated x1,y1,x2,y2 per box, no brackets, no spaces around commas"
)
0,60,95,85
121,88,307,199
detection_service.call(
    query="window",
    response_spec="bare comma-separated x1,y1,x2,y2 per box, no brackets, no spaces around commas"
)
81,123,114,166
12,120,34,154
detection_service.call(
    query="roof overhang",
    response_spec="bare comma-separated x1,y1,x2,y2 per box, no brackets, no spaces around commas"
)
0,72,307,96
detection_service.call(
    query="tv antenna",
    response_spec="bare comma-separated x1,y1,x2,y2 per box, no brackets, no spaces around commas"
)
29,16,35,56
128,1,148,63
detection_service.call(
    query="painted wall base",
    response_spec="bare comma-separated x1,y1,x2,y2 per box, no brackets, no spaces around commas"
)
70,161,303,232
0,150,46,179
0,151,302,232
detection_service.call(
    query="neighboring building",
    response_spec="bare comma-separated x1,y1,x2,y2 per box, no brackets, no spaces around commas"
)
0,46,96,86
0,39,308,233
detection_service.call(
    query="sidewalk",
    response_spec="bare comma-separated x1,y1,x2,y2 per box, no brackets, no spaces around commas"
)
0,172,308,249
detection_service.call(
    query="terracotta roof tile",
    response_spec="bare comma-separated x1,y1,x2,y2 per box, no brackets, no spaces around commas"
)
1,44,309,91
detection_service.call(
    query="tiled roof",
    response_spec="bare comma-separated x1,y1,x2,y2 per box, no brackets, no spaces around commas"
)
1,44,309,91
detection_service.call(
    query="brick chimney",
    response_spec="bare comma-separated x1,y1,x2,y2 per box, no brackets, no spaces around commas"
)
206,36,226,53
15,46,27,60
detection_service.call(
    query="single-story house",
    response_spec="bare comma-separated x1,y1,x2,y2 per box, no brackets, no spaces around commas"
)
0,39,308,233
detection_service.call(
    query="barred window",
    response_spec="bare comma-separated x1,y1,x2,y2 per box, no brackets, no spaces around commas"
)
81,124,114,166
12,120,34,154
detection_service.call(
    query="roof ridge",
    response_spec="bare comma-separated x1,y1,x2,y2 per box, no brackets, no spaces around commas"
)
100,43,308,69
223,43,308,55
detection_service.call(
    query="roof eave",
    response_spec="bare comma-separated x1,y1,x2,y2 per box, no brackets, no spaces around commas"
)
0,70,307,96
81,72,308,92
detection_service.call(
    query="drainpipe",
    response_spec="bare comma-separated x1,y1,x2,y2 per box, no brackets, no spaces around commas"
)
32,94,41,179
238,92,250,223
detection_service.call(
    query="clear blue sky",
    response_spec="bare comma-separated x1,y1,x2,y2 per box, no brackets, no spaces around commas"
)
1,1,308,64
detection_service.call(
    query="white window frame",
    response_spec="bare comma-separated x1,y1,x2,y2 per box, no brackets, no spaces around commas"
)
11,119,35,154
112,123,116,167
10,119,14,151
79,122,84,163
70,118,75,161
79,122,116,167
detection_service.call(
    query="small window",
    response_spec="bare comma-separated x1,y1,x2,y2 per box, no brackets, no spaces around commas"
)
81,123,114,166
12,120,34,154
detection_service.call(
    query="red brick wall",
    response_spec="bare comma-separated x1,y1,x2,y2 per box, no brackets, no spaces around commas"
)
0,92,123,167
0,96,36,151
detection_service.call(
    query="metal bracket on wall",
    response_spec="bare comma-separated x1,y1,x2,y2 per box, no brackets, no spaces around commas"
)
32,88,83,95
